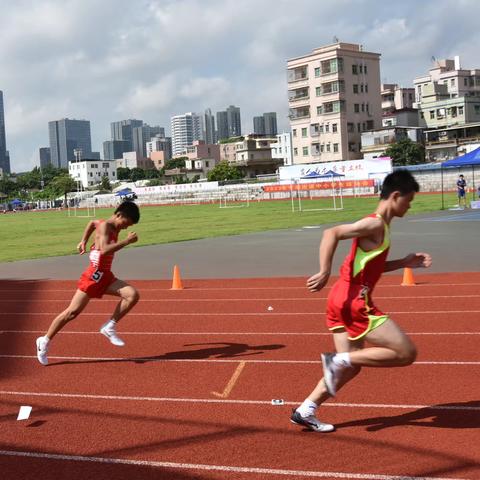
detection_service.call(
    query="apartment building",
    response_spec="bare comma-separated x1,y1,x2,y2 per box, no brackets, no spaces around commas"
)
414,57,480,129
69,159,117,188
287,42,382,164
381,83,417,127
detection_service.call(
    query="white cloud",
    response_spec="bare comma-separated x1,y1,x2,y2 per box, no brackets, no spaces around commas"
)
1,0,480,171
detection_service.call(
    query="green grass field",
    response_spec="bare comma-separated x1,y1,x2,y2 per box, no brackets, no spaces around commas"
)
0,193,458,263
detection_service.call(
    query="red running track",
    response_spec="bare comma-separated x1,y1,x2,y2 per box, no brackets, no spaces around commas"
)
0,272,479,480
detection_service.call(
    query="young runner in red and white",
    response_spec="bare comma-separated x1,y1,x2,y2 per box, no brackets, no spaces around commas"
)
291,170,432,432
36,201,140,365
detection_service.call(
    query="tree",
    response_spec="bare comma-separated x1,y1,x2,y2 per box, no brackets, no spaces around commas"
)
130,167,146,182
117,167,131,180
165,157,187,170
207,161,243,182
383,138,425,166
49,174,77,206
100,175,112,191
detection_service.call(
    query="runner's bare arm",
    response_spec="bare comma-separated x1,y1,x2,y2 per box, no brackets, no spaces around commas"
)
77,220,96,254
307,217,383,292
384,252,432,272
97,222,138,255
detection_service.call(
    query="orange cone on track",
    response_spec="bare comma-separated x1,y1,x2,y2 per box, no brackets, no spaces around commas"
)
401,267,416,286
171,265,183,290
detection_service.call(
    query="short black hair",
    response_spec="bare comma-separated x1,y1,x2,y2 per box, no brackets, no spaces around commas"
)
380,170,419,199
115,201,140,224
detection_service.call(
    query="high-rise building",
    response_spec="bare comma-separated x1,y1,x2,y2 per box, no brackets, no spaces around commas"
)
253,112,278,136
287,42,382,164
48,118,93,168
204,108,216,144
216,111,229,141
110,119,143,151
103,140,131,160
132,125,165,158
216,105,242,140
171,112,204,157
0,91,10,174
39,147,51,168
253,116,265,135
226,105,242,137
263,112,278,136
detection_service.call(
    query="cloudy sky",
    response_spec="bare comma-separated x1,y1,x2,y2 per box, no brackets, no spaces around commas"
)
1,0,479,172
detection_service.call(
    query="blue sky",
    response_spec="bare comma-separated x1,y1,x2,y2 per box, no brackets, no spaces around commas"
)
1,0,479,172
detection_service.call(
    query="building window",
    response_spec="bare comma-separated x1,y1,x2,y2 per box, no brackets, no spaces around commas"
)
332,123,338,133
292,129,297,137
314,67,320,77
352,64,358,75
301,127,308,137
359,65,363,74
302,146,309,156
364,64,368,74
326,144,331,152
353,84,358,94
347,122,354,132
459,106,464,115
354,104,360,113
366,120,374,130
450,78,455,87
430,110,435,119
317,106,323,115
475,105,480,115
333,143,339,152
293,147,298,156
316,86,321,96
365,84,368,93
325,124,329,133
357,123,361,132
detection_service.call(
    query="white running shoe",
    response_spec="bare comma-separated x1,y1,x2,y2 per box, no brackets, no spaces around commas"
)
100,321,125,347
36,336,49,366
290,409,335,432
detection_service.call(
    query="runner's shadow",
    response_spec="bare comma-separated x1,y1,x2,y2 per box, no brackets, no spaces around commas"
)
335,401,480,431
49,342,285,366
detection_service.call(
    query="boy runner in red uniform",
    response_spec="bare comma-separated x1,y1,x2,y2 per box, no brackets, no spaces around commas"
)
291,170,432,432
36,201,140,365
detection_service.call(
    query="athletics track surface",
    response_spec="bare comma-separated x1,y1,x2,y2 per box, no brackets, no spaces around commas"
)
0,272,479,479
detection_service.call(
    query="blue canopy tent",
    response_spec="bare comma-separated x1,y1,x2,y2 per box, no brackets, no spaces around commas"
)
115,188,132,197
10,198,23,206
440,147,480,209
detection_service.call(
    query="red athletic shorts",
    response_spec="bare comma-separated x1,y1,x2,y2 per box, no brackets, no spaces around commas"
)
77,265,116,299
326,279,389,340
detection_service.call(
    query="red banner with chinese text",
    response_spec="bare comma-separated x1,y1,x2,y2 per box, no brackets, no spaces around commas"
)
263,179,375,192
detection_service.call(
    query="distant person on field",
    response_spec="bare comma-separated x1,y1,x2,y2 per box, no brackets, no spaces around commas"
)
36,201,141,366
290,170,432,433
456,174,467,208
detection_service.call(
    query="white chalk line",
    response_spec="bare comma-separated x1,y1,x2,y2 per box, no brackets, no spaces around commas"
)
1,294,480,302
0,449,469,480
1,282,480,293
0,390,479,412
1,329,479,336
0,354,478,365
2,310,480,316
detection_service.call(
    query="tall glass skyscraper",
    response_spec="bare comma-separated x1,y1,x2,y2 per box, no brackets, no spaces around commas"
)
110,119,143,152
48,118,93,168
0,91,10,174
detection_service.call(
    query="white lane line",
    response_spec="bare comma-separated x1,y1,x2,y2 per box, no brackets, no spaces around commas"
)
1,355,478,365
2,310,480,316
1,390,479,412
1,330,479,336
1,295,480,302
1,282,480,293
0,450,468,480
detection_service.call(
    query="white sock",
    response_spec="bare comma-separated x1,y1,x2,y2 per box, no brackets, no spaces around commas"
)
333,352,352,368
43,336,50,344
105,319,117,328
296,399,318,418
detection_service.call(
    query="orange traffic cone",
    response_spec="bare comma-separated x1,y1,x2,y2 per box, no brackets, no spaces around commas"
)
401,267,416,286
171,265,183,290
